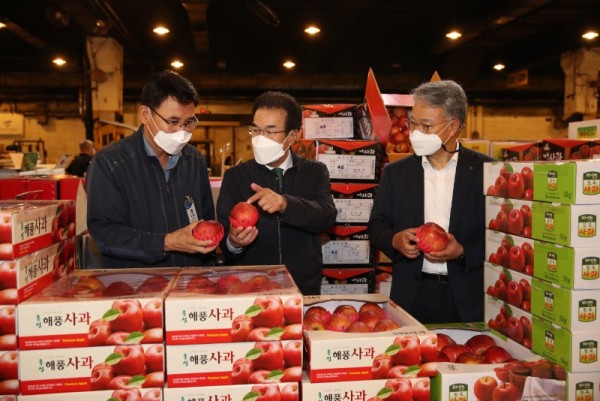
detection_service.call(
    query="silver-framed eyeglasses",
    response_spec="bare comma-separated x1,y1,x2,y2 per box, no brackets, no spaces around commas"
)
408,120,451,134
150,107,199,132
248,126,288,140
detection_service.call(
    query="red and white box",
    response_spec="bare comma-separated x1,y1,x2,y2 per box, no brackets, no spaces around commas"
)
375,264,393,296
0,175,82,201
485,229,535,277
320,267,375,295
315,139,385,182
165,338,302,387
302,104,358,139
303,294,436,383
19,343,164,395
484,293,533,351
0,349,19,396
485,197,534,239
330,182,378,224
163,382,298,401
17,388,162,401
17,269,176,350
321,225,374,266
539,138,591,161
0,237,75,306
0,304,17,350
484,261,532,315
164,266,302,345
483,161,535,200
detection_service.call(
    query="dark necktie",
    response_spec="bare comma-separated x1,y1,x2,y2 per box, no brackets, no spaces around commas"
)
273,168,284,193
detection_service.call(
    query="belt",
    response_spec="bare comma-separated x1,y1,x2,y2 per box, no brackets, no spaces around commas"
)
421,272,449,282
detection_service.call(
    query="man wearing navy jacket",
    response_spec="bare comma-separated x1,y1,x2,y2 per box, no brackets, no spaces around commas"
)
369,80,494,323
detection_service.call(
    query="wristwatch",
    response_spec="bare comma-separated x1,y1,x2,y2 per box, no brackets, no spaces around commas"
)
455,252,465,266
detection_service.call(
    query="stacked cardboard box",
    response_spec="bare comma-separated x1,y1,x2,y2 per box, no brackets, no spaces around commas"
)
15,269,176,400
163,265,302,401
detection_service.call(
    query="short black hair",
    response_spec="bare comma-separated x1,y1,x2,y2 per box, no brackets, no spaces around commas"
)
253,91,302,131
141,70,200,109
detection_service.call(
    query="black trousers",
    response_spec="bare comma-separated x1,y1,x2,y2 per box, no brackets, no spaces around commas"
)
409,277,462,324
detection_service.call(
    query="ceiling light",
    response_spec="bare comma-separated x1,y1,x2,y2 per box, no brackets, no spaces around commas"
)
53,58,66,66
493,63,505,71
153,26,170,35
0,22,6,29
171,60,184,69
445,31,462,40
304,26,320,35
283,60,296,69
582,31,599,40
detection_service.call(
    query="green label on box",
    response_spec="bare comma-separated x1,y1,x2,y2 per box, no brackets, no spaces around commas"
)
547,251,558,272
577,125,597,139
578,214,597,238
582,257,600,281
532,317,574,371
544,211,555,231
533,163,576,203
449,383,468,401
533,241,576,288
578,299,597,322
544,290,555,311
579,340,598,364
582,171,600,195
547,170,558,191
545,329,556,352
575,381,594,401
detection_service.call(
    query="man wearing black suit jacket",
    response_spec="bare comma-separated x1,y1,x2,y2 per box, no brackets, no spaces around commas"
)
368,80,494,324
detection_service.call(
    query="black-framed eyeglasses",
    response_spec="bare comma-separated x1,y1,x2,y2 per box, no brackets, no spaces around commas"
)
150,107,199,132
248,126,289,139
408,120,451,134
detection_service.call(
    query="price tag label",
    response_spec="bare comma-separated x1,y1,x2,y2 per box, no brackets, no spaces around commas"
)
303,117,354,139
322,240,370,264
333,198,373,223
321,283,369,295
318,154,376,180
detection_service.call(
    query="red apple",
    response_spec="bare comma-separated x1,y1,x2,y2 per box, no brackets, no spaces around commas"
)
0,351,18,380
142,299,163,330
492,382,519,401
332,304,359,322
391,335,421,365
304,306,331,324
494,176,508,198
436,333,456,351
520,242,533,266
191,220,224,246
359,302,386,318
88,319,112,346
141,328,163,344
519,279,531,302
185,275,217,293
141,388,162,401
474,375,498,401
415,222,449,252
440,344,470,363
373,318,400,332
507,209,523,236
281,383,299,401
487,185,496,196
466,334,496,355
521,167,533,189
281,366,302,382
113,344,146,376
506,281,523,307
250,384,281,401
508,246,525,272
247,370,274,384
494,366,510,383
104,281,135,297
419,335,438,362
0,214,13,243
253,296,284,328
496,246,510,269
231,358,254,384
372,353,393,380
523,264,533,276
229,202,259,228
302,314,326,331
522,337,532,349
136,275,169,294
496,211,509,233
106,332,131,345
248,327,274,341
0,262,16,290
522,226,532,238
552,363,566,380
144,344,163,373
523,188,533,200
110,299,144,333
384,378,413,401
493,279,507,300
110,389,142,401
90,363,115,390
494,314,508,335
283,296,302,325
417,361,438,377
456,352,486,364
231,315,255,342
483,346,512,364
508,173,525,199
0,288,16,305
0,306,15,336
253,341,284,371
358,310,382,330
346,321,372,332
326,313,353,332
412,378,430,401
0,334,16,350
283,340,302,367
530,362,553,379
108,375,137,390
142,371,164,388
0,380,19,395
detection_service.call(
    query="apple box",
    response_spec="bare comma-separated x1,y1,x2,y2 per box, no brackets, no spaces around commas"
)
330,182,378,224
164,383,298,401
485,229,535,277
539,138,591,161
291,139,317,160
315,139,384,182
19,343,165,395
0,349,19,395
164,266,302,345
16,388,162,401
303,294,436,383
531,277,600,331
321,225,373,266
375,264,393,297
483,293,533,350
302,374,430,401
485,197,534,238
533,241,600,289
17,269,176,350
320,267,375,295
302,104,358,140
3,175,83,201
531,201,600,247
569,118,600,139
501,142,541,162
532,159,600,205
0,304,17,351
483,161,535,200
165,338,302,387
490,141,524,160
459,139,491,156
0,237,75,306
532,315,600,373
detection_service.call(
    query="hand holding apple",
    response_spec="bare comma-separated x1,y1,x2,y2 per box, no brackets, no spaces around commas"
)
415,222,449,252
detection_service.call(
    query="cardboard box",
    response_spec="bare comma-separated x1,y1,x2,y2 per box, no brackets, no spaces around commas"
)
320,267,375,294
321,226,374,266
483,161,535,200
533,159,600,204
315,140,384,182
302,375,429,401
302,104,358,139
17,388,162,401
485,229,535,276
501,142,541,162
491,141,523,160
330,182,378,224
164,383,297,401
302,294,436,383
165,339,302,387
459,139,491,156
19,344,165,395
568,118,600,139
539,139,590,161
484,261,532,319
531,201,600,247
164,266,302,345
0,237,75,306
375,264,393,296
484,293,533,349
485,197,533,238
532,315,600,373
0,304,16,350
531,277,600,331
0,349,19,396
0,175,81,201
18,269,176,350
533,241,600,289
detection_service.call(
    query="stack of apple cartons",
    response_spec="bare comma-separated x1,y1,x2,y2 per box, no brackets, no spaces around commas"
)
481,159,600,400
15,268,176,401
162,265,302,401
301,293,436,401
0,200,77,400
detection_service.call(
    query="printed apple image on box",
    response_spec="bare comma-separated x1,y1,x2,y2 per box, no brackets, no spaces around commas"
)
530,276,600,331
484,161,535,200
16,388,162,401
485,230,535,277
302,375,430,401
531,201,600,247
533,240,600,289
533,159,600,205
531,315,600,373
164,266,302,345
302,294,437,383
484,261,532,315
164,382,298,401
19,343,164,395
18,269,176,350
0,349,19,395
0,304,17,351
485,197,534,238
484,294,533,350
165,339,302,387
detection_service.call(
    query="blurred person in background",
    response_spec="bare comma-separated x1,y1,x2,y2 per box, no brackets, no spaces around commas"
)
66,139,95,177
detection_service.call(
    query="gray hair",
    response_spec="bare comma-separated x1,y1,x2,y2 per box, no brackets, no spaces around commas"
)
412,80,467,127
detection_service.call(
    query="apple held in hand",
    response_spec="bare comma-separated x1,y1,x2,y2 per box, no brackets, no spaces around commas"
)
229,202,259,228
192,220,224,246
415,222,449,253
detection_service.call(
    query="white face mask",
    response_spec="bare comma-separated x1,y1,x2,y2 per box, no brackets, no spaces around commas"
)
252,134,290,165
147,112,192,155
409,122,452,156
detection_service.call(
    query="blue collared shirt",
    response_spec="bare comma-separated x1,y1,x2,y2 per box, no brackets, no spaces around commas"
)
142,135,182,180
